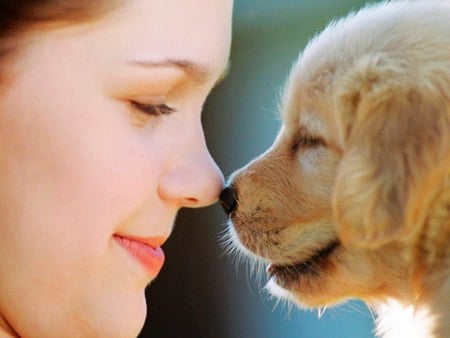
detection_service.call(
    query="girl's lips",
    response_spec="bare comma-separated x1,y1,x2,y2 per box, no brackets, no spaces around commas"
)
114,234,165,277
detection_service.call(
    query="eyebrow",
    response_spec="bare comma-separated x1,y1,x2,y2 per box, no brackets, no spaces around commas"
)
129,59,230,86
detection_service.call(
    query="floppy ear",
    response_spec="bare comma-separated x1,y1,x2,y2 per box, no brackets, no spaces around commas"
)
332,55,450,248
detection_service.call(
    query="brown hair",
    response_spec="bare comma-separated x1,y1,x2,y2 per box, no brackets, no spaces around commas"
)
0,1,121,73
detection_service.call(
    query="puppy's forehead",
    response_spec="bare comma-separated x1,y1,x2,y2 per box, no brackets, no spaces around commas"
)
279,58,334,138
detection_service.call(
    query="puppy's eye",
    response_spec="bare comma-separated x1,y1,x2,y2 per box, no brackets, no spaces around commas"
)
291,136,325,152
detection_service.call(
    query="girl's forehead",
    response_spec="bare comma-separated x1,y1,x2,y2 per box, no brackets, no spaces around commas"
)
52,0,232,76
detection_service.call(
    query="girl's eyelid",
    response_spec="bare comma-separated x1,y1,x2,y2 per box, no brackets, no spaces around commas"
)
129,100,177,117
128,93,177,114
128,94,167,105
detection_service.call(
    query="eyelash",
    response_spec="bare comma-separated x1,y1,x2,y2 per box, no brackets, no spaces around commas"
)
129,100,177,117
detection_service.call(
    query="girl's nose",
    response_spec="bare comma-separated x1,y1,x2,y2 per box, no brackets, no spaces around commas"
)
157,145,224,208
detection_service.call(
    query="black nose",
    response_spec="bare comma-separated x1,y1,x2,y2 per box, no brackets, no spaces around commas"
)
219,186,237,215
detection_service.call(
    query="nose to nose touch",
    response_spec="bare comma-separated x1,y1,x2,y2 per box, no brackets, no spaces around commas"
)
219,186,237,215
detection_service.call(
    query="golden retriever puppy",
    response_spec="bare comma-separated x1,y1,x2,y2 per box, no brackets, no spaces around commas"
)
220,1,450,337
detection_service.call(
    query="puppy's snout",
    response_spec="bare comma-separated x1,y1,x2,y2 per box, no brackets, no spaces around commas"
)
219,186,237,215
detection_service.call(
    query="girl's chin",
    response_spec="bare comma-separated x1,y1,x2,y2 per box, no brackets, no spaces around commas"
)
85,290,147,338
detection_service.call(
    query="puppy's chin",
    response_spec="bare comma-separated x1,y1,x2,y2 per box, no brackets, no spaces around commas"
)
265,278,297,303
265,278,323,309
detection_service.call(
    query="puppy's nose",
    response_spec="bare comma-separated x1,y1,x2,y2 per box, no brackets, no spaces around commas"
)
219,186,237,215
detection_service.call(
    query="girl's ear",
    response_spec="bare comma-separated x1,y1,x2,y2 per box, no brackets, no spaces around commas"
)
332,54,450,248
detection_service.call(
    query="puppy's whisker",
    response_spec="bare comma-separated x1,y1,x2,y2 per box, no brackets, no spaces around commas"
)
265,287,296,319
317,307,327,319
343,301,373,318
218,225,268,288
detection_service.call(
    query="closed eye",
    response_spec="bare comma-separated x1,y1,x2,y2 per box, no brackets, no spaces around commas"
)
129,100,177,116
291,135,326,152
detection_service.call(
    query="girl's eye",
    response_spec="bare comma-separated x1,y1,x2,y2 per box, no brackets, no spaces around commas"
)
129,100,176,116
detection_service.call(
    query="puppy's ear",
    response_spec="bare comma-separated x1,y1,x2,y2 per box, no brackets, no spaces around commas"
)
333,55,450,247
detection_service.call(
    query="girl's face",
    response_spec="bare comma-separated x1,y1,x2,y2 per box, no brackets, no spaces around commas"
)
0,0,232,337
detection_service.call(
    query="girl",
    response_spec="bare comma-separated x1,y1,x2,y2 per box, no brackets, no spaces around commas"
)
0,1,232,337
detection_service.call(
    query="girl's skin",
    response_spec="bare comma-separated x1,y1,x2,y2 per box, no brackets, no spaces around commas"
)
0,1,232,337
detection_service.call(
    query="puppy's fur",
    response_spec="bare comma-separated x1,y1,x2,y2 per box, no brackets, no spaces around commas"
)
223,1,450,337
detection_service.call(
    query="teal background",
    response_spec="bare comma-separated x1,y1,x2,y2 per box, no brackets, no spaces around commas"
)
143,1,382,337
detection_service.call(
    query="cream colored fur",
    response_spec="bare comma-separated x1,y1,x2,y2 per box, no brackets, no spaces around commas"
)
225,1,450,337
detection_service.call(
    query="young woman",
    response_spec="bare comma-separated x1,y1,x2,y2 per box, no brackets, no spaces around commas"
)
0,1,232,337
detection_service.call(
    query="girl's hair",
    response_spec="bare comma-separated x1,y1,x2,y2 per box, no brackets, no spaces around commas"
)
0,1,120,73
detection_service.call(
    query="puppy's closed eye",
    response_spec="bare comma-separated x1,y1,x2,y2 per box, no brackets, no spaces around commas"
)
290,132,326,153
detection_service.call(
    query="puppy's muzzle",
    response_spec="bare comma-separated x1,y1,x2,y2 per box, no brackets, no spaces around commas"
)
219,186,237,215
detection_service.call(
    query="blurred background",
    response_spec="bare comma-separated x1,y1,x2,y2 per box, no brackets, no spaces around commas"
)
142,1,382,337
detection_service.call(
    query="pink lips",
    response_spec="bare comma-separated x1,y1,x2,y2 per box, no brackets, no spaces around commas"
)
114,234,165,277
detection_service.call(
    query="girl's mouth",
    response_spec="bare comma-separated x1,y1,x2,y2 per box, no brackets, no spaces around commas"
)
113,234,166,277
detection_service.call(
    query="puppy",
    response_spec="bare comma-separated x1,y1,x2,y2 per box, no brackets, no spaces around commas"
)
220,1,450,337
